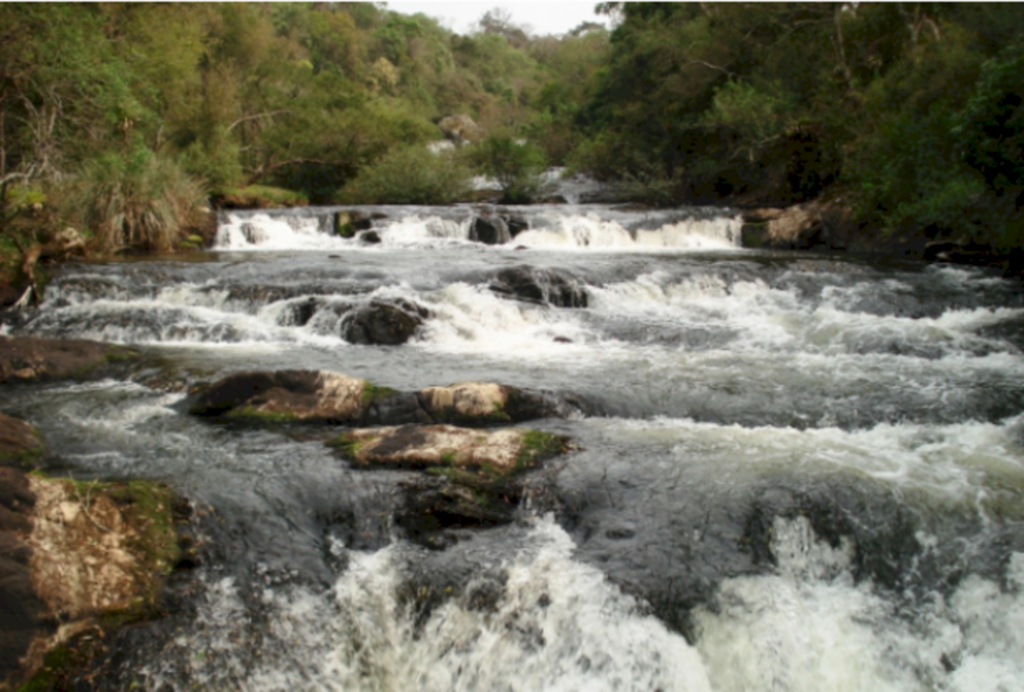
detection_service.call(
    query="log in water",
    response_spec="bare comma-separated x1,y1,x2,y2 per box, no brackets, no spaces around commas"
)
3,204,1023,691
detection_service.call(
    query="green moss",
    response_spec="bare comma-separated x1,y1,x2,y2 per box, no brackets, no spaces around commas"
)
361,382,398,403
327,432,374,460
515,430,570,471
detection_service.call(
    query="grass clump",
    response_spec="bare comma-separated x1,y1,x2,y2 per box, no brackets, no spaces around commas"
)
57,147,208,256
515,430,569,471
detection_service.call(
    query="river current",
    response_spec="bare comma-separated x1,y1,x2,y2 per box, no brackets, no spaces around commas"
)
4,203,1024,691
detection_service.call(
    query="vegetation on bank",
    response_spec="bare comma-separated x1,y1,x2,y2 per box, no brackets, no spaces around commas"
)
0,2,1023,279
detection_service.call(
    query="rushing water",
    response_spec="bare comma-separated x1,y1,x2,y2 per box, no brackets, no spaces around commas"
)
4,203,1024,691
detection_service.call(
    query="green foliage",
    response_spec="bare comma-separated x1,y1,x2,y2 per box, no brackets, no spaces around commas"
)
955,42,1024,195
60,148,207,255
217,185,308,208
336,145,472,205
469,135,548,203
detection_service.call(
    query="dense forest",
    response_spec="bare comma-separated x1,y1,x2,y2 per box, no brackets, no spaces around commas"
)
1,2,1023,283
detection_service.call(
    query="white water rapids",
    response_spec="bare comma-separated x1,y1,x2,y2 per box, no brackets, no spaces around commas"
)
5,203,1024,691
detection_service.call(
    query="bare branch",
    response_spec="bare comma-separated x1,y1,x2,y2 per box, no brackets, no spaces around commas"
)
226,109,291,135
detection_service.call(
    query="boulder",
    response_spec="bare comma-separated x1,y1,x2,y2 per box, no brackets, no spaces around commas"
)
189,370,372,423
9,477,184,690
417,382,569,425
469,216,511,245
329,424,570,540
334,210,379,239
489,266,589,308
741,199,857,251
438,114,482,144
0,415,184,689
506,215,529,238
0,336,140,385
341,300,430,346
190,370,586,427
331,424,565,474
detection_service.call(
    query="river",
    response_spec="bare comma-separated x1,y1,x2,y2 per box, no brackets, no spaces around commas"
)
3,202,1024,691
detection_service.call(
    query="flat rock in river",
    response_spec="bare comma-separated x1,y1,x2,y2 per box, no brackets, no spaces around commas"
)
190,370,583,426
330,423,568,474
417,382,567,425
330,424,570,543
0,336,139,384
189,370,373,423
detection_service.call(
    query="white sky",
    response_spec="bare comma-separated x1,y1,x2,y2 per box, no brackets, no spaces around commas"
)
382,2,609,36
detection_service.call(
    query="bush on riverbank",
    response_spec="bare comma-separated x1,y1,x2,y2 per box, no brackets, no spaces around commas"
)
57,149,208,255
336,145,473,205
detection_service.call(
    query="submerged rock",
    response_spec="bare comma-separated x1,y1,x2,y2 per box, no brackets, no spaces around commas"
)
330,424,570,542
489,266,589,308
0,336,140,385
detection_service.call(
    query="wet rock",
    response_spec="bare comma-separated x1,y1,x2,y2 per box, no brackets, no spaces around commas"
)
189,370,372,423
0,413,45,470
334,211,370,239
0,336,140,385
489,266,588,308
9,477,184,690
506,215,529,238
359,230,382,244
190,370,584,427
332,424,565,474
341,300,430,345
417,382,571,425
0,414,185,689
469,216,511,245
741,200,856,251
330,424,569,541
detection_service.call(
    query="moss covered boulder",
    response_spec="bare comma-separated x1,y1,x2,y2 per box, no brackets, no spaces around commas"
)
11,477,184,690
330,424,570,543
0,416,184,689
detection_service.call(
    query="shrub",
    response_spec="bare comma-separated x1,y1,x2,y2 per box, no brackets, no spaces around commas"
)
62,148,208,254
469,135,548,204
335,145,472,205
